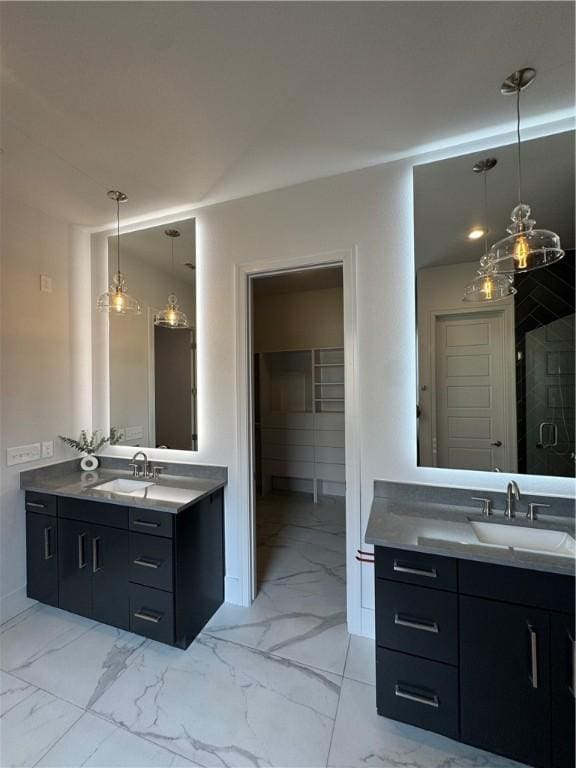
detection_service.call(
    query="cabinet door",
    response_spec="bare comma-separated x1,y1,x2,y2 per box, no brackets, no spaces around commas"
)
460,595,551,768
58,518,92,619
551,613,575,768
90,523,129,631
26,512,58,606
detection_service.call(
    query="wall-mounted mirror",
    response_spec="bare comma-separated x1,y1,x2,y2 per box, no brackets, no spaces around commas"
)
414,131,575,477
108,218,197,450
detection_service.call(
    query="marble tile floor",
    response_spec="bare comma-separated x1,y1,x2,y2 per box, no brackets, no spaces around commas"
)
0,492,526,767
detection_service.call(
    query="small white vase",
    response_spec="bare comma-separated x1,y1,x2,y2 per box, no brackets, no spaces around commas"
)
80,454,99,471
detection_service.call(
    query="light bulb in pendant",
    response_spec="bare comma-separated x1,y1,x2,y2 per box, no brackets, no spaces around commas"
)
513,234,530,270
482,275,494,300
113,291,125,313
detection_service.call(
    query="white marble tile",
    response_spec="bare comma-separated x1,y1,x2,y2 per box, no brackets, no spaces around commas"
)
0,670,36,716
36,711,196,767
93,634,341,767
0,687,82,768
9,621,146,709
0,604,95,674
343,635,376,686
328,677,527,768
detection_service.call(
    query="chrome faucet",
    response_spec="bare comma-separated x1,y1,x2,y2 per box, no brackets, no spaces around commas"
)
130,451,149,479
505,480,521,519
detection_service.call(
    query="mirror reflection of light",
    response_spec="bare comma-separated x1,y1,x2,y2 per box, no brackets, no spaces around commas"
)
468,228,485,240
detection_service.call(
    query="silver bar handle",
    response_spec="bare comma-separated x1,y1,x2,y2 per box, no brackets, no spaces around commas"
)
528,624,539,689
393,561,437,579
539,422,558,448
394,613,439,634
569,632,575,699
133,519,160,529
394,684,439,708
133,557,161,569
78,533,87,569
43,527,53,560
28,501,47,510
92,537,101,573
134,610,162,624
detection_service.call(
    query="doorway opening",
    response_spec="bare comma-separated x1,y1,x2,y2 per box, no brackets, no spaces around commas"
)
249,265,347,610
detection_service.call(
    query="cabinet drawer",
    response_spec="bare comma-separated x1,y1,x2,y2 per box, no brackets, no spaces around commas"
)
129,533,173,592
376,647,458,739
129,508,173,538
375,547,457,592
59,497,128,529
460,559,575,613
129,584,174,644
25,492,57,517
376,580,458,665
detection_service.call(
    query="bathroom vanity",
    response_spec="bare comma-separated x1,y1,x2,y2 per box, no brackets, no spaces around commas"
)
366,482,575,768
22,460,226,649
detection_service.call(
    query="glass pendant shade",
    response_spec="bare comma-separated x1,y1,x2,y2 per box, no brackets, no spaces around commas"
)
97,190,142,315
154,293,188,328
462,268,517,303
485,203,564,274
97,271,142,315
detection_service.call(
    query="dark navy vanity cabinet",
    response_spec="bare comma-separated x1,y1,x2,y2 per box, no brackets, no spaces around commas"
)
25,489,225,649
375,546,575,768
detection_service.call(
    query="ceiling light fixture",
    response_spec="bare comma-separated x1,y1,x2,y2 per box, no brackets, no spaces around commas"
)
154,229,189,329
468,228,485,240
97,191,142,315
484,68,564,274
463,158,517,303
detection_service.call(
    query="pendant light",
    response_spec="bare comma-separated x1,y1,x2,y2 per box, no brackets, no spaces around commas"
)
463,158,517,303
154,229,189,329
485,68,564,274
97,191,142,315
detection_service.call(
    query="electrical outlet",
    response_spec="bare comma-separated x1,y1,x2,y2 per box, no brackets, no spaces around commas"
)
40,275,53,293
7,443,41,466
41,441,54,458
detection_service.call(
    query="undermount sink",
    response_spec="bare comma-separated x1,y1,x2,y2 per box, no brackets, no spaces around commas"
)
471,521,576,558
93,478,154,495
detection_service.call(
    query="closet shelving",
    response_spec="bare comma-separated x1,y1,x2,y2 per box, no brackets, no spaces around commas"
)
258,347,345,502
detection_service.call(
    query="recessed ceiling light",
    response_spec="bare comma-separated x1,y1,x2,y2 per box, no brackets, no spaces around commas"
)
468,228,485,240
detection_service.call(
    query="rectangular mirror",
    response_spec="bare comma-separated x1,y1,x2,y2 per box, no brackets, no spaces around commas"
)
108,218,197,450
414,132,575,476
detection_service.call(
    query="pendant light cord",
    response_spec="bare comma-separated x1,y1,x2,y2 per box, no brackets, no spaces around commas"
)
116,197,121,275
483,169,489,256
516,86,523,205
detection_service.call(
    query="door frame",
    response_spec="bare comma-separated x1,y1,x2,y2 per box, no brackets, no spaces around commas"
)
234,247,362,635
429,306,517,472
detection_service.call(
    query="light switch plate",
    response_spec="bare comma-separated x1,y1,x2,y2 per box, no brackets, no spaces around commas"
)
40,275,53,293
7,443,41,466
41,441,54,458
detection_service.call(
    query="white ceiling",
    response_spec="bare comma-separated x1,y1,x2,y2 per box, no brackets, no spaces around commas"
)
414,130,575,270
1,2,574,227
109,216,196,283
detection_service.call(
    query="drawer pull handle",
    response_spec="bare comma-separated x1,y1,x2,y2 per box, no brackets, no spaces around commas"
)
394,613,439,634
92,537,101,573
134,610,162,624
394,684,439,708
569,632,575,699
393,561,437,579
78,533,87,569
133,557,162,569
528,624,539,689
133,519,160,529
43,527,53,560
28,501,47,510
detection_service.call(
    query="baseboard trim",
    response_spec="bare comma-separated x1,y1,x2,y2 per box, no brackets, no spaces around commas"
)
224,575,243,606
0,585,36,625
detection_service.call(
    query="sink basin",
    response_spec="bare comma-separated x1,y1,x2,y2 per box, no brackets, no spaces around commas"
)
93,479,154,495
471,521,576,558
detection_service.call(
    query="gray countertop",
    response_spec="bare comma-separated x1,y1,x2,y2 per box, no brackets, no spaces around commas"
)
366,497,575,577
21,467,226,514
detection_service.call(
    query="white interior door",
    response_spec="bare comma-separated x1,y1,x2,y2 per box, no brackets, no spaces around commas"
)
435,312,512,471
525,314,575,477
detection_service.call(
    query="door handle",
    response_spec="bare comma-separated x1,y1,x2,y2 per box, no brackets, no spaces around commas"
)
43,527,53,560
393,561,437,579
133,557,162,569
528,624,539,689
134,609,162,624
133,519,160,529
537,422,558,448
394,613,439,634
490,440,503,447
394,684,439,708
78,533,87,569
92,537,101,573
569,631,575,699
28,501,47,510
